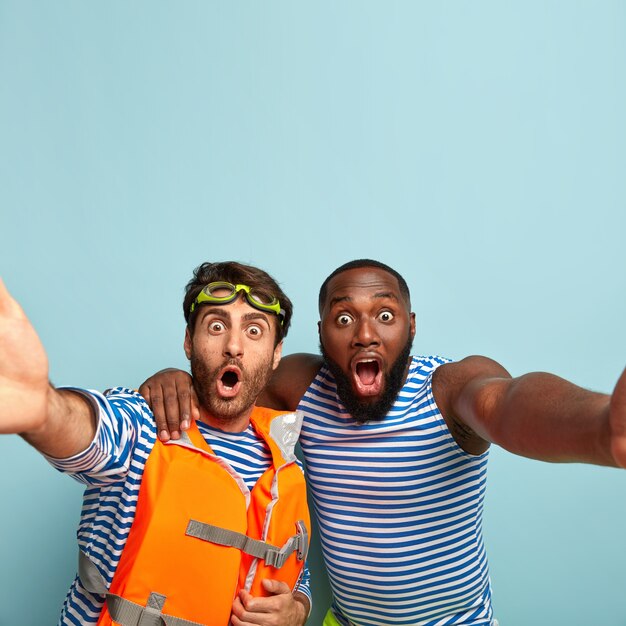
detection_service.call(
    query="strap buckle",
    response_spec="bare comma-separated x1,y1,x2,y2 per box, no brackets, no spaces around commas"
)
264,520,309,568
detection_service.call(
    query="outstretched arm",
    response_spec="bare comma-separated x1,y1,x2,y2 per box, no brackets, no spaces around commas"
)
436,355,625,467
0,279,96,457
139,353,322,440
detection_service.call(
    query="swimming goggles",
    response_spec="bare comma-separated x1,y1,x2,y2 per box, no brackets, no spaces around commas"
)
189,282,285,325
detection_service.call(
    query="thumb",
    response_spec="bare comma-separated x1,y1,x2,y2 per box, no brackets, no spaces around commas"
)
610,367,626,422
0,278,25,317
261,579,290,595
238,588,253,607
610,366,626,468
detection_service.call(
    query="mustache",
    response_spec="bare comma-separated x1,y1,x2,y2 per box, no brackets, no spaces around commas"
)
214,357,244,374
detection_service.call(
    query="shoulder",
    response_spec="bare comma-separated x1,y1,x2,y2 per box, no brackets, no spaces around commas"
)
434,355,509,388
103,386,151,410
90,386,155,435
411,354,452,375
260,353,323,411
433,355,511,409
432,355,511,454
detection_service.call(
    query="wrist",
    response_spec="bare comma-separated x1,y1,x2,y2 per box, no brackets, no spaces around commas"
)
293,591,310,625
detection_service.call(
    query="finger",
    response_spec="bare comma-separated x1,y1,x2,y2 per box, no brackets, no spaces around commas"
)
163,383,182,440
231,595,266,626
238,589,281,615
148,390,170,442
238,589,255,610
189,383,201,424
230,611,270,626
261,579,290,596
138,383,151,405
176,379,194,431
137,382,171,441
231,595,245,618
230,615,260,626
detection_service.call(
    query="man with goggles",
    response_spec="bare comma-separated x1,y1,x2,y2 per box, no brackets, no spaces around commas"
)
0,261,311,626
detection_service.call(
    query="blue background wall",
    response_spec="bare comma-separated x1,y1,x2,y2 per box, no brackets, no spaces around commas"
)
1,2,625,624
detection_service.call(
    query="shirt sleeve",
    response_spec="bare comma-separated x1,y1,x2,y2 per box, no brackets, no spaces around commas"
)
43,387,153,486
291,456,313,611
295,559,313,614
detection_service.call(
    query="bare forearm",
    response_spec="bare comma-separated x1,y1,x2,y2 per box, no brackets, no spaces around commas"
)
21,386,97,458
457,372,614,466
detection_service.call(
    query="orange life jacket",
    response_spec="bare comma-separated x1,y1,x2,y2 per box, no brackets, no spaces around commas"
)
80,406,310,626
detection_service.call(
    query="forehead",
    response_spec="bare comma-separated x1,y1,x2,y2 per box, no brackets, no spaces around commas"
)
322,267,405,310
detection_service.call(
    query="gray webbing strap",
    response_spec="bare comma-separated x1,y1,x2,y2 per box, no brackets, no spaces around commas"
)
78,549,108,595
186,519,308,569
106,592,205,626
78,552,206,625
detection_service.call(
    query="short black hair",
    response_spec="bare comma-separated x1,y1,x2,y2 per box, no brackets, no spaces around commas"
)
318,259,411,313
184,261,292,345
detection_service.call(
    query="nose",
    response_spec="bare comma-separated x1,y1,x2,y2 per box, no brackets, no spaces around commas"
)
223,329,244,359
351,318,380,348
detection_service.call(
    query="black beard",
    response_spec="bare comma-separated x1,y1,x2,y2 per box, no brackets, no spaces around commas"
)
319,333,413,424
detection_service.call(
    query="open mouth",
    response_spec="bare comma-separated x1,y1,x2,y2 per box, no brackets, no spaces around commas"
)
352,357,383,397
217,366,242,398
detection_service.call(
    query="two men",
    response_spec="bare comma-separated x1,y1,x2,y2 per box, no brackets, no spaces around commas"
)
145,259,626,626
0,262,311,626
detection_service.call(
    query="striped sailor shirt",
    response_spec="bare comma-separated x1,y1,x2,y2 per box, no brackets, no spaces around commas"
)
298,356,494,626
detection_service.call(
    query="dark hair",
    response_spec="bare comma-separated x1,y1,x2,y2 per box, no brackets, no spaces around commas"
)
184,261,293,345
318,259,411,312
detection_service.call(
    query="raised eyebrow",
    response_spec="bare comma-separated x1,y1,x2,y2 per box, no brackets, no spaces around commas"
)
329,292,399,309
242,311,272,326
373,291,399,302
198,307,231,323
328,296,352,309
199,308,270,325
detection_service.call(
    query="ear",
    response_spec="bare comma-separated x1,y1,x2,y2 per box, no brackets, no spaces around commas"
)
272,340,283,370
409,312,416,339
317,320,321,336
184,327,192,360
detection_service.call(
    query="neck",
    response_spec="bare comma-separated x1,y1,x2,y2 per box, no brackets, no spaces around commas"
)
198,405,255,433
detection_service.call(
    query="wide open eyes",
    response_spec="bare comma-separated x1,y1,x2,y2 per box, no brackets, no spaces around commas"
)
207,320,265,339
209,320,225,333
246,324,264,338
336,313,354,326
335,310,394,326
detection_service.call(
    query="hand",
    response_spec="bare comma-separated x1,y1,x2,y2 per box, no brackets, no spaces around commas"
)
230,580,308,626
138,368,199,441
609,367,626,468
0,279,49,433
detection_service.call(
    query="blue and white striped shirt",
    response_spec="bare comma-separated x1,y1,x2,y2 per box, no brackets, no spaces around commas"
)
46,387,311,625
298,356,494,626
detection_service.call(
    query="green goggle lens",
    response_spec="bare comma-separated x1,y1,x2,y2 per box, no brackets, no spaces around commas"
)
189,282,285,325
